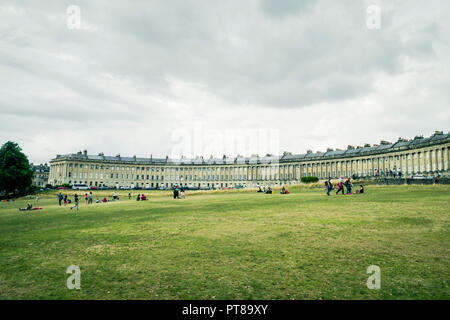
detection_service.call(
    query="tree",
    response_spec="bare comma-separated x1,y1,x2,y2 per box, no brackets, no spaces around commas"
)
0,141,34,195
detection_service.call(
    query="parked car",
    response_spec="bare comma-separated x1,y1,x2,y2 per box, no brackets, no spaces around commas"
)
72,184,89,190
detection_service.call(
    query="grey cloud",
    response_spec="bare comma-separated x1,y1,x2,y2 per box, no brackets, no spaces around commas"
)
0,0,449,163
260,0,317,17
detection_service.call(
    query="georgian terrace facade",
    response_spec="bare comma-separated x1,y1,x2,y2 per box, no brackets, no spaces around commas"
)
48,131,450,189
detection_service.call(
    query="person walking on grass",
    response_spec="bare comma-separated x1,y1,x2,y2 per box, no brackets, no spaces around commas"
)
325,178,333,196
180,186,185,199
88,192,93,205
173,186,179,199
84,193,88,204
64,195,68,206
345,178,352,194
128,192,131,200
336,180,344,195
58,192,63,206
70,194,79,211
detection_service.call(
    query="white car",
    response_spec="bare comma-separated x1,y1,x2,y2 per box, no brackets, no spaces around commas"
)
72,184,89,190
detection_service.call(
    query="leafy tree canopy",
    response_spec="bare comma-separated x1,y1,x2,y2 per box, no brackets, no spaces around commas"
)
0,141,34,195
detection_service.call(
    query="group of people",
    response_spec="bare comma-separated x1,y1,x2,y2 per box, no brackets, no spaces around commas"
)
374,168,402,178
257,186,275,194
280,186,290,194
56,190,125,212
325,177,364,196
136,194,148,201
57,192,71,206
41,179,368,213
173,186,185,199
84,192,94,204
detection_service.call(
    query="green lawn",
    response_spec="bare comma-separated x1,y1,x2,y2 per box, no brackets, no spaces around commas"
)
0,185,449,299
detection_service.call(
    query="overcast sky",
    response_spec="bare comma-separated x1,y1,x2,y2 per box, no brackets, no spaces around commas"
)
1,0,449,164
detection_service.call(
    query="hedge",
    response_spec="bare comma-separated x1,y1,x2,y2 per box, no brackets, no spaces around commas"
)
301,176,319,183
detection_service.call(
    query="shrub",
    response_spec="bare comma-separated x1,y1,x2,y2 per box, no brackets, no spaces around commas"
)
301,176,319,183
30,185,40,192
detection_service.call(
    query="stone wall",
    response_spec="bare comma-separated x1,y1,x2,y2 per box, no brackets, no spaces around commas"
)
375,178,450,185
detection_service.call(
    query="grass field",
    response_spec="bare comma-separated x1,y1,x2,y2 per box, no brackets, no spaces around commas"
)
0,185,449,300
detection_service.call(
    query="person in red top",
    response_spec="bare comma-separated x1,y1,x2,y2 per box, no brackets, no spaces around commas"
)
336,181,344,195
141,194,147,201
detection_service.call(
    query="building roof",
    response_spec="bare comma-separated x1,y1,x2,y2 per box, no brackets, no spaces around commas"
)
31,164,49,172
51,131,450,165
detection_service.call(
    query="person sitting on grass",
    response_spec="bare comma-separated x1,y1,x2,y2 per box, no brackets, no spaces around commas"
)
136,194,141,201
281,186,289,194
96,198,100,203
266,187,273,194
102,197,108,203
257,186,263,193
19,203,33,211
355,185,365,194
141,194,147,201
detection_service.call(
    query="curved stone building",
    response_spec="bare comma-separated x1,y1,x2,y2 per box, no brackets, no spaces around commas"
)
49,131,450,189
